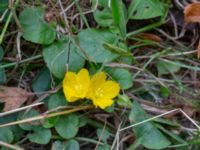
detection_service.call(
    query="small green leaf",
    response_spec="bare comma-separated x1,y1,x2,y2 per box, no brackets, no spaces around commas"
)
129,101,171,149
78,29,119,63
32,68,51,94
117,94,132,107
43,39,85,79
65,140,80,150
105,68,133,90
19,7,56,45
160,86,170,98
0,68,6,84
48,93,67,110
28,127,51,144
157,60,181,75
97,129,110,143
128,0,165,19
55,114,79,139
0,127,13,143
111,0,127,38
94,8,113,27
19,109,39,131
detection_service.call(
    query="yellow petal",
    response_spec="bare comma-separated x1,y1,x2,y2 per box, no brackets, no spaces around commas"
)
87,72,106,99
101,81,120,99
63,86,78,102
63,72,77,88
92,98,114,109
74,69,90,97
90,72,106,87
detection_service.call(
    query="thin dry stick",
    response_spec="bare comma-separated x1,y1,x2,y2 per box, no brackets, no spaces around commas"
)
0,141,24,150
0,105,92,128
119,108,200,132
0,102,44,117
111,122,122,150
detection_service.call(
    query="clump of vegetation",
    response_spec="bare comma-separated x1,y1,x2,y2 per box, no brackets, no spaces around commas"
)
0,0,200,149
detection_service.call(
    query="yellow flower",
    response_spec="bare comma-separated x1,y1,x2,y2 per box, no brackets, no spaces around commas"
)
63,69,90,102
87,72,120,109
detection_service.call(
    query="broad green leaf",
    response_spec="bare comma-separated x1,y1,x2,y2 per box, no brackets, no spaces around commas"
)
78,29,119,63
97,129,110,143
32,68,51,94
129,101,171,149
19,7,56,45
0,68,6,84
157,60,181,75
128,0,165,19
19,109,39,131
105,68,133,90
28,127,51,144
0,127,13,143
111,0,127,37
65,140,80,150
0,46,3,60
55,114,79,139
94,8,113,27
47,93,67,110
43,39,85,79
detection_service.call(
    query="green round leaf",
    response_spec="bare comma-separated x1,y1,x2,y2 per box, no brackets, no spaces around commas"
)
19,109,39,131
129,101,171,149
55,114,79,139
48,93,67,110
78,29,119,63
19,7,56,45
0,127,13,143
32,68,51,95
65,140,79,150
28,127,52,144
105,68,133,90
43,39,85,79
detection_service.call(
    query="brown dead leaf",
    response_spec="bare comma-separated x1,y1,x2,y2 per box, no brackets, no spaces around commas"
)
0,86,30,111
197,40,200,59
136,33,163,42
184,3,200,23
